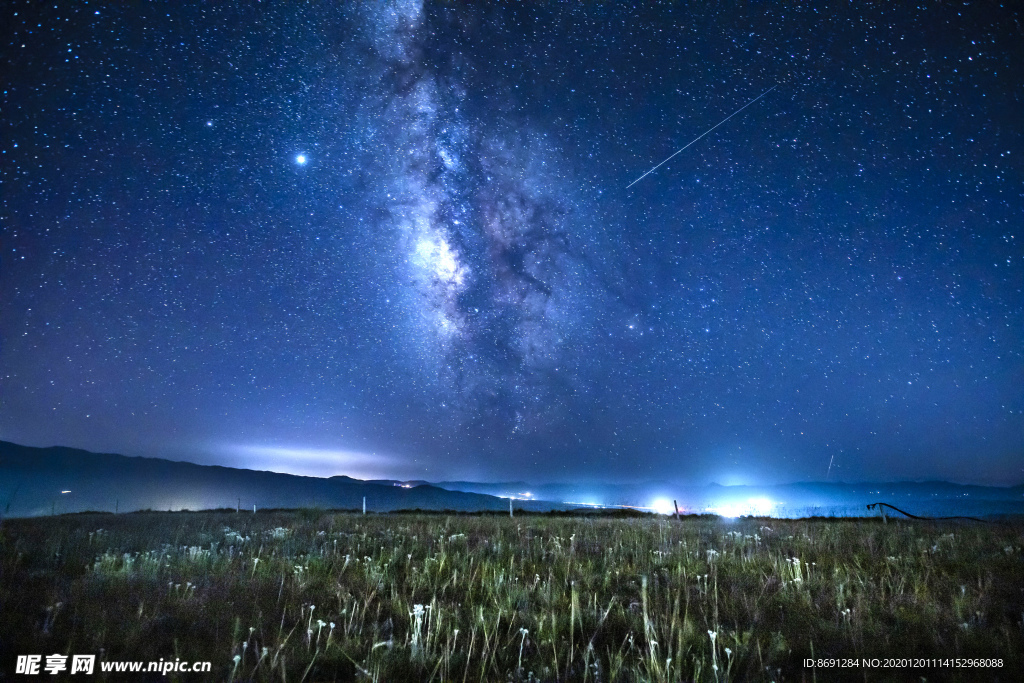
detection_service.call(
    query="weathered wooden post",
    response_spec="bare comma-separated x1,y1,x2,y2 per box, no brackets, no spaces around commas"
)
510,498,514,518
363,497,366,515
673,500,680,521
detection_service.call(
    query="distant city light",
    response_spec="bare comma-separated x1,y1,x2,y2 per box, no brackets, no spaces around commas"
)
709,497,776,518
650,498,675,515
710,503,742,518
61,490,71,494
224,444,395,479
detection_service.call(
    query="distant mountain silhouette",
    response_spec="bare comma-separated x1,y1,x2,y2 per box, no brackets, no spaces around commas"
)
3,441,1022,519
0,441,569,517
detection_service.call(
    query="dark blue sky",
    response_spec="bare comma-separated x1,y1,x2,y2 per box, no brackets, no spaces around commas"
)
2,2,1021,485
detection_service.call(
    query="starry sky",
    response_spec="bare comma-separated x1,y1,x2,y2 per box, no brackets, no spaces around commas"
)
2,2,1022,486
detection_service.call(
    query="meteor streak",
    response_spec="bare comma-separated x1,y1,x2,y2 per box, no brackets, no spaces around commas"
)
627,85,777,189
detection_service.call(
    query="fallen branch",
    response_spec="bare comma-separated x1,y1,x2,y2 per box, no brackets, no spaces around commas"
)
866,502,988,523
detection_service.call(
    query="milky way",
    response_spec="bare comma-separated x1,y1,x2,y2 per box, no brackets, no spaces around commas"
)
361,2,607,439
2,1,1021,484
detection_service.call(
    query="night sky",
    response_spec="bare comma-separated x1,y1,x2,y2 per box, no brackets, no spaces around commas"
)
3,2,1022,486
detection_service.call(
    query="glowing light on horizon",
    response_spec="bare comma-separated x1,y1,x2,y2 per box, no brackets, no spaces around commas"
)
651,498,675,515
711,503,741,518
709,497,777,518
221,444,397,479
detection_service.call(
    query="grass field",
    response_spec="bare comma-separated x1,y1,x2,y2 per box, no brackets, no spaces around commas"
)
1,510,1021,681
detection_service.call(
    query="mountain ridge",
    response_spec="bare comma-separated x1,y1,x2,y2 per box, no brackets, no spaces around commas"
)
3,441,1022,518
0,441,570,517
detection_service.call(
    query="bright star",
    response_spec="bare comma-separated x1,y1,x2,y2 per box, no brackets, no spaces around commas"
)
296,154,307,165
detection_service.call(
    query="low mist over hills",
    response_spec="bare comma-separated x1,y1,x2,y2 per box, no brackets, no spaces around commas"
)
2,441,1021,519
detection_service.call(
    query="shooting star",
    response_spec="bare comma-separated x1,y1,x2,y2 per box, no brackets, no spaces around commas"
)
627,84,777,189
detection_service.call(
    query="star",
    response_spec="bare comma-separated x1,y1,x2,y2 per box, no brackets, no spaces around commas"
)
1,1,1019,487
